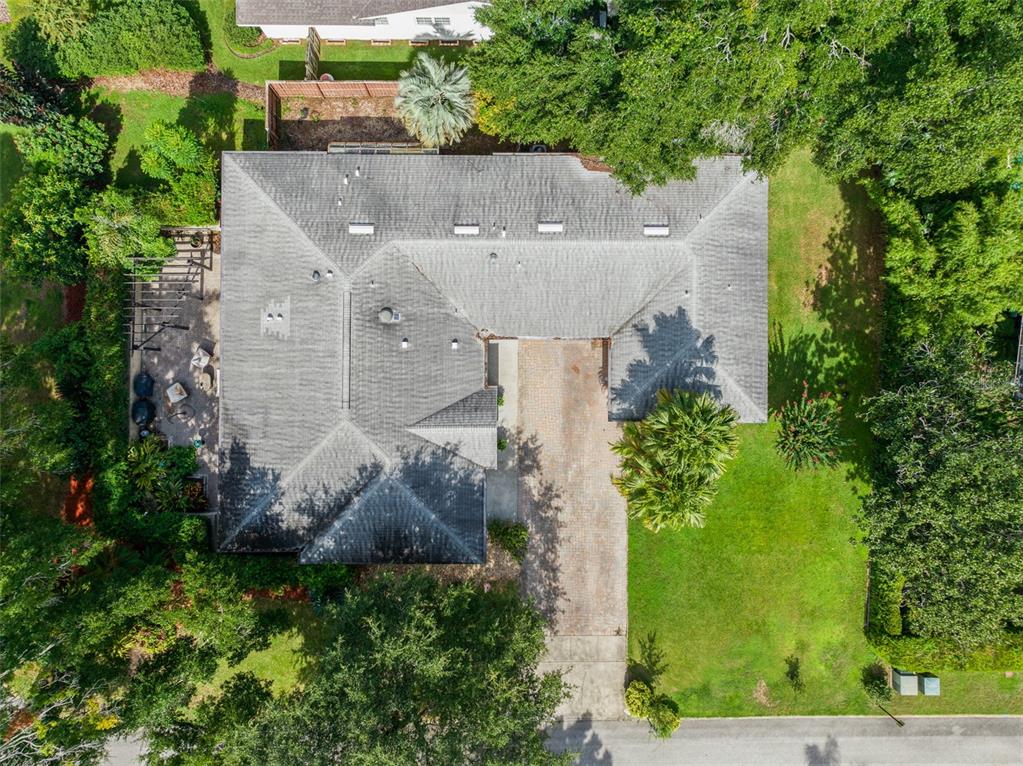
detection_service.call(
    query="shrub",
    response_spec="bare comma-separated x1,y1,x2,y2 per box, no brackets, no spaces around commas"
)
647,694,682,738
0,64,66,126
612,389,739,531
869,564,905,637
2,18,61,79
34,0,92,45
56,0,204,77
624,679,653,718
861,662,892,705
140,121,218,225
78,188,176,271
487,519,528,562
775,383,847,469
223,0,263,48
15,114,109,179
396,53,474,148
497,437,509,451
0,169,92,284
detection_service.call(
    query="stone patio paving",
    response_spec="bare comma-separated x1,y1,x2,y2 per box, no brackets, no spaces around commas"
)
129,231,220,511
516,340,628,721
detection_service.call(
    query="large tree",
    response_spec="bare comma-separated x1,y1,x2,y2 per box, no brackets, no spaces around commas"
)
862,338,1023,652
469,0,1023,195
233,574,569,766
395,52,474,147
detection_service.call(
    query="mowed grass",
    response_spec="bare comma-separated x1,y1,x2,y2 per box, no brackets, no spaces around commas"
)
87,89,265,188
191,601,329,706
629,148,1023,716
199,0,468,85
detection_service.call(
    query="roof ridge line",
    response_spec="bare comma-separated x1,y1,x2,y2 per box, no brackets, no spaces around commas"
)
394,480,480,563
391,242,484,335
714,363,768,421
298,473,390,562
220,419,375,548
607,172,757,339
224,154,346,279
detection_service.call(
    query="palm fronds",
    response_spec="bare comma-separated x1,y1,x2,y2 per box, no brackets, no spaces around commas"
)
395,53,474,148
612,390,739,532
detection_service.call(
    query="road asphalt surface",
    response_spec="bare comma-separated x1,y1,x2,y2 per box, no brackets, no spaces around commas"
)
544,715,1023,765
107,716,1022,765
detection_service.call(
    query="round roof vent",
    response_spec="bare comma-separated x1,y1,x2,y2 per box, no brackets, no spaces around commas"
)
378,307,394,324
312,270,321,282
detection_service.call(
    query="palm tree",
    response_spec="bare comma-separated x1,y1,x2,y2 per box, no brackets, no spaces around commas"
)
395,53,474,148
612,390,739,532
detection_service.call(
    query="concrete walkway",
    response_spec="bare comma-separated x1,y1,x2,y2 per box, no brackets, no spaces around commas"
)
517,340,628,721
546,715,1023,765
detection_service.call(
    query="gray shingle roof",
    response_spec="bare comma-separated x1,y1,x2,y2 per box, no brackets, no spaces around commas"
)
218,153,767,563
235,0,447,26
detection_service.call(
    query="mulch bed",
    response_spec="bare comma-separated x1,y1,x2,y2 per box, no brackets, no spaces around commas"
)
62,474,94,526
63,282,85,323
91,67,264,104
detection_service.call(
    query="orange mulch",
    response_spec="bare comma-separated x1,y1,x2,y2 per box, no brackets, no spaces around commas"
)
63,282,86,323
62,474,94,526
245,586,310,602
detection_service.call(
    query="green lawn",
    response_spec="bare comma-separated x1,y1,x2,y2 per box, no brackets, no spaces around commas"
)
192,601,329,705
87,89,265,188
199,0,469,85
628,149,1022,716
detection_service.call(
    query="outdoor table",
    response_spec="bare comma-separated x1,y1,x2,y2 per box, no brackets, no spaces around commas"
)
166,382,188,404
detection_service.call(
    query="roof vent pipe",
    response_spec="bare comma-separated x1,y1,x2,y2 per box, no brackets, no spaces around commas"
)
378,307,401,324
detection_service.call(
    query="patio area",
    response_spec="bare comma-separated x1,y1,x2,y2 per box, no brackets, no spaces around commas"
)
128,228,221,512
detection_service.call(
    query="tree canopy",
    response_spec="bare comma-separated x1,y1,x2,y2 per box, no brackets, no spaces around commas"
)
469,0,1023,194
395,52,475,148
233,574,569,766
862,338,1023,652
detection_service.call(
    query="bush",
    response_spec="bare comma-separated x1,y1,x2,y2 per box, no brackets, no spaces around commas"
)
140,121,218,225
56,0,205,78
79,188,176,271
647,694,682,738
16,114,109,179
775,383,847,469
487,519,528,562
612,389,739,531
868,631,1023,672
0,169,92,284
1,18,61,79
624,679,653,718
0,64,66,126
861,662,892,705
869,564,905,637
223,0,263,48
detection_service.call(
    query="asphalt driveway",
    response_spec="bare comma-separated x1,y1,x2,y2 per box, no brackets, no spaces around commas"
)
517,340,629,721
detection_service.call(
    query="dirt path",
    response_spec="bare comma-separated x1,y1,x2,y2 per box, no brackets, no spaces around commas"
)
91,67,264,104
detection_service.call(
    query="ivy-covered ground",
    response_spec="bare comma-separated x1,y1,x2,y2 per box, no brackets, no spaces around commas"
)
628,149,1023,716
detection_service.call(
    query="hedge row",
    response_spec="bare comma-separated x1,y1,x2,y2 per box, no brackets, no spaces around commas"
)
57,0,205,78
867,562,1023,671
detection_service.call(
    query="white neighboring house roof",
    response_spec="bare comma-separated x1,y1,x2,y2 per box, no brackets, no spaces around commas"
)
236,0,478,26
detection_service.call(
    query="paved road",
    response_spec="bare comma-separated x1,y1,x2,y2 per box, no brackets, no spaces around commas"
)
546,716,1023,765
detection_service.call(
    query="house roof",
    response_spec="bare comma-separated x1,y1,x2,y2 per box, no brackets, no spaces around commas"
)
217,153,767,563
235,0,462,26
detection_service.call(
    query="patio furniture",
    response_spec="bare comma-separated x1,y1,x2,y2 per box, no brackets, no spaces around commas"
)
166,382,188,404
190,346,212,369
197,364,215,394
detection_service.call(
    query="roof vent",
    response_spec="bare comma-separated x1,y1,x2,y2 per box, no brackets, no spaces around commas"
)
401,337,409,349
454,223,480,236
311,270,321,282
537,221,564,234
451,338,459,350
643,224,670,237
349,222,375,235
378,307,401,324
